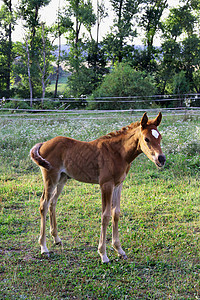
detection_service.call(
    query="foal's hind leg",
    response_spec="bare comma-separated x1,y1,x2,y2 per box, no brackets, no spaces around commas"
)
112,184,127,259
49,173,68,246
39,169,58,255
39,187,55,255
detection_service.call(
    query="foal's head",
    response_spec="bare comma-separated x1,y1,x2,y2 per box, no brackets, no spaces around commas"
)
139,112,166,168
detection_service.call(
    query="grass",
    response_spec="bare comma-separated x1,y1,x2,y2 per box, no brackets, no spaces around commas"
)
0,111,199,299
46,75,69,95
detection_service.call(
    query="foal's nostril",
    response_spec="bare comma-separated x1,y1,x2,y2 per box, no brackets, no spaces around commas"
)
158,154,166,165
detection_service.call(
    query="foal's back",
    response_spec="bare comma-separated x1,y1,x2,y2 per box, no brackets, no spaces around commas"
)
39,136,100,184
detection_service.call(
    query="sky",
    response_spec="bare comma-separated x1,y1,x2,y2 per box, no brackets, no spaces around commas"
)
1,0,180,45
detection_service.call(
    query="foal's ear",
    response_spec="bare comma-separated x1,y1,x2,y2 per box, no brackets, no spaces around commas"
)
141,112,148,129
154,112,162,127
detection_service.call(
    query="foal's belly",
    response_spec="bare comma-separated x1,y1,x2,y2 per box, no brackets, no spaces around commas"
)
64,160,99,184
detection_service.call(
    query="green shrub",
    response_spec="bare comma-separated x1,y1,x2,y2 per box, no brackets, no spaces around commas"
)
33,100,61,110
3,100,30,110
91,62,157,109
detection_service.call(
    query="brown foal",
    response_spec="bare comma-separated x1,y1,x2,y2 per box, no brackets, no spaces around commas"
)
30,112,166,263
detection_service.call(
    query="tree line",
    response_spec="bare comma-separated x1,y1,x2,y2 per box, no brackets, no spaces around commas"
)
0,0,200,109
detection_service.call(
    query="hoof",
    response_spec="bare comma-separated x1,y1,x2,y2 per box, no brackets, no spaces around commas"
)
54,241,63,252
41,252,50,258
103,260,111,264
55,241,62,246
98,250,110,264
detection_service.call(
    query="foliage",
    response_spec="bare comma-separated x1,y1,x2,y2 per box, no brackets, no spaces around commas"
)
0,112,199,299
65,40,108,98
0,38,10,96
92,63,157,109
65,66,97,98
86,40,109,85
61,0,98,97
64,0,96,70
103,0,141,63
138,0,168,73
157,39,181,94
13,26,55,100
0,0,200,99
3,99,30,110
162,5,196,40
50,9,73,98
17,0,53,101
18,0,51,27
0,0,15,97
181,35,200,90
159,2,200,94
192,69,200,93
172,71,190,95
140,0,168,46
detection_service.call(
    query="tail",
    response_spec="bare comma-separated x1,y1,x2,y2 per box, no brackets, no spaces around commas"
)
30,143,52,170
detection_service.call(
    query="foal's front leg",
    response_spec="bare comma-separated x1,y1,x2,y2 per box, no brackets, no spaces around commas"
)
98,182,113,263
112,184,127,259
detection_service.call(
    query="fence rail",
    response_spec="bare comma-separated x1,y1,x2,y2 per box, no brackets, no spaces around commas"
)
1,93,200,102
0,94,200,115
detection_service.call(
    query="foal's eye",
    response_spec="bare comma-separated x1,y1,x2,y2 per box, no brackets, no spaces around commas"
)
145,137,150,143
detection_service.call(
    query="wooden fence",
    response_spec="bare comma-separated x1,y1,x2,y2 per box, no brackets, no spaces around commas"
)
0,94,200,117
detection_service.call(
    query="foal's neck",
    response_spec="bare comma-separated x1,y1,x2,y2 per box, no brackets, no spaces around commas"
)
122,125,142,164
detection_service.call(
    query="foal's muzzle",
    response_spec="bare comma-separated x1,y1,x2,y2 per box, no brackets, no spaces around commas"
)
157,154,166,167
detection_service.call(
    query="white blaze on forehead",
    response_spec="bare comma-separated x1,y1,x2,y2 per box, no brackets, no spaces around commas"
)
151,129,159,139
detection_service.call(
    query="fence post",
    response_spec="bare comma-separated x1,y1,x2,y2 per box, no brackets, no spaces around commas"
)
1,97,6,108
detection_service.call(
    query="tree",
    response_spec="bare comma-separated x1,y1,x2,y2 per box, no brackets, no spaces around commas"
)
85,0,108,88
18,0,51,98
64,0,96,71
159,2,200,94
25,36,33,105
103,0,141,63
141,0,168,47
14,25,55,103
51,7,73,98
0,0,15,96
62,0,97,97
96,0,108,45
37,23,55,103
157,39,181,94
172,71,190,95
181,34,200,90
86,39,108,87
139,0,168,72
162,5,196,41
172,71,190,107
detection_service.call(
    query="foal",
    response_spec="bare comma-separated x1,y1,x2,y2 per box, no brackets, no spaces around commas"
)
30,112,165,263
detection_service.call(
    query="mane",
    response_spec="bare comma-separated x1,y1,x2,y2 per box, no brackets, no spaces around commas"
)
99,121,140,140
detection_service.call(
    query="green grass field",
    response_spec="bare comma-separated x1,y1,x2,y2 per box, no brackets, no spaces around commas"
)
46,76,68,95
0,111,199,299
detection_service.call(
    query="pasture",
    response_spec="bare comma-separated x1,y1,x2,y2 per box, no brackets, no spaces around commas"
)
0,111,199,299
